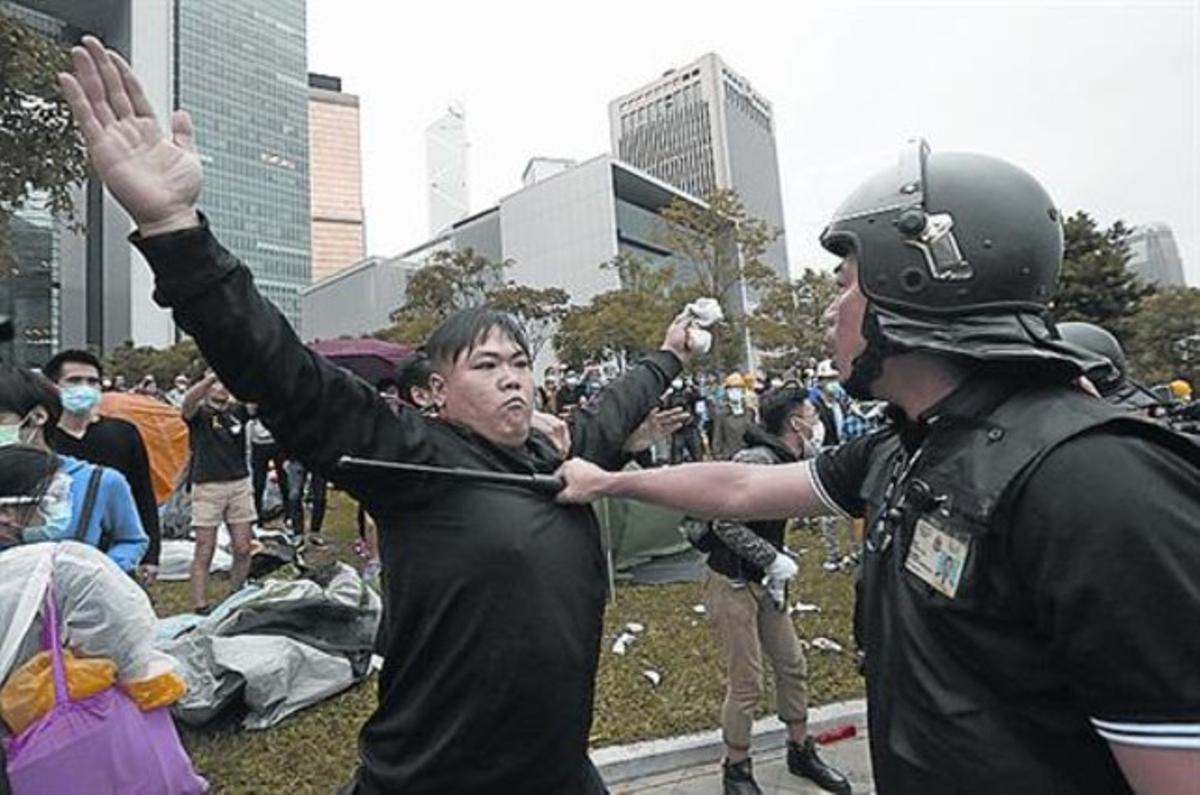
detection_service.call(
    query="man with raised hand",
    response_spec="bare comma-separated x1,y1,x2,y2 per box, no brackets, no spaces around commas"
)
60,37,695,794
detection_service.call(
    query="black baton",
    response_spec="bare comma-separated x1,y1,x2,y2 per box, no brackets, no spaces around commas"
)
337,455,565,494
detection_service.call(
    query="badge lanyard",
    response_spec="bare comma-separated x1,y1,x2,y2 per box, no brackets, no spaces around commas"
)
865,442,928,555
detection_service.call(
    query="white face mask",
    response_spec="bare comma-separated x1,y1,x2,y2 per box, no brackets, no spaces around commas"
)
810,420,826,447
0,413,39,447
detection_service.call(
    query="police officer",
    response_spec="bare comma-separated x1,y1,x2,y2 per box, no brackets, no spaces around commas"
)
561,141,1200,794
1056,321,1162,411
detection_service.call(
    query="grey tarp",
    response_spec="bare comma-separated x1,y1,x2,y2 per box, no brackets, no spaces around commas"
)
157,563,380,730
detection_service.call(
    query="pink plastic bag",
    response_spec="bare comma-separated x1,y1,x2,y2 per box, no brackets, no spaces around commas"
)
3,588,207,794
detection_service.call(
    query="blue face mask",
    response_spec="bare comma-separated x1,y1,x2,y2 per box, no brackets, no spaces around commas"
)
61,385,103,416
20,472,74,544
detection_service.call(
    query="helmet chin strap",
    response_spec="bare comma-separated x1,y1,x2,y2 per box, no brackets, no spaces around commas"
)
844,306,895,401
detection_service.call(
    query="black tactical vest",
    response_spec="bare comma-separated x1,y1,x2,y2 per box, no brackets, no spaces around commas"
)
855,381,1200,794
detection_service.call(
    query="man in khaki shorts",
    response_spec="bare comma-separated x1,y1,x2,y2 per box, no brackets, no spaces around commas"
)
181,371,256,612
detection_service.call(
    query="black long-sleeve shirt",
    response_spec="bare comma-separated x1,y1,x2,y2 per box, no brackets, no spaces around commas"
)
132,220,679,794
49,416,162,566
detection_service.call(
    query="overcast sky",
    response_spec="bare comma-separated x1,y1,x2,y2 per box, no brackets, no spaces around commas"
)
307,0,1198,286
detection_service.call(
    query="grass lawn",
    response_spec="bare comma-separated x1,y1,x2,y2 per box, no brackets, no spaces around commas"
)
150,491,863,793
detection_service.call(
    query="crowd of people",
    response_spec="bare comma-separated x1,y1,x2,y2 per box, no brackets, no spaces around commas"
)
0,35,1197,795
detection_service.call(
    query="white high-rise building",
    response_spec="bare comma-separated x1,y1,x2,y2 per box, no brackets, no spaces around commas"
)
609,53,789,279
426,103,470,236
1127,223,1185,287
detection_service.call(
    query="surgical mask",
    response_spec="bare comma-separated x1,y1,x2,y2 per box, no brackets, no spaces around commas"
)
727,388,745,402
810,420,826,447
0,414,38,447
61,385,103,416
2,471,73,544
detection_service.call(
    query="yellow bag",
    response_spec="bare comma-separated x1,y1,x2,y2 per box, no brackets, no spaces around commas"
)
120,671,188,712
0,650,117,735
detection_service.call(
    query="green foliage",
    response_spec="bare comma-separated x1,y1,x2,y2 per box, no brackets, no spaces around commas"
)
553,254,697,369
379,248,570,356
658,188,780,368
1124,286,1200,386
0,12,89,270
102,338,206,385
748,268,839,373
1054,212,1153,338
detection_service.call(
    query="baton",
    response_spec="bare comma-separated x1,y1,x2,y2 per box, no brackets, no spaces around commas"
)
337,455,564,494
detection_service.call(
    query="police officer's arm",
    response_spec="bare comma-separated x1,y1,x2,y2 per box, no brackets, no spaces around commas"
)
708,447,791,567
559,431,875,521
1009,431,1200,792
558,456,825,520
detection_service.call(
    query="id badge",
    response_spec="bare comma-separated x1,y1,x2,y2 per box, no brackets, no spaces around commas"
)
904,515,970,598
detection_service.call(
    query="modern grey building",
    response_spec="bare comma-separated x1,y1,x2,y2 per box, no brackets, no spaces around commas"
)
300,255,412,342
309,155,743,368
1,0,175,364
1127,223,1186,287
609,53,790,279
175,0,311,327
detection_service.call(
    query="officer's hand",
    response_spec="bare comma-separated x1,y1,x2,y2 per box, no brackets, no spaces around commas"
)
555,458,614,504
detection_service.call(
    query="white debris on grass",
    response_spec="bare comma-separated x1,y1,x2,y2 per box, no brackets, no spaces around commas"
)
811,637,844,653
625,622,645,634
692,604,706,615
611,631,638,655
789,602,822,615
642,669,662,687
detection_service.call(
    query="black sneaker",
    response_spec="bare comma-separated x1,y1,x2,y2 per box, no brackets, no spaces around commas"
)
787,736,852,794
722,757,764,795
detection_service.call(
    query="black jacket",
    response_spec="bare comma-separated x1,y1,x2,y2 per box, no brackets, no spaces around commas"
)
133,221,680,794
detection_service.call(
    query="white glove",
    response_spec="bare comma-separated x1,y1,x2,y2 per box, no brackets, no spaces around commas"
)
763,552,798,581
762,552,798,611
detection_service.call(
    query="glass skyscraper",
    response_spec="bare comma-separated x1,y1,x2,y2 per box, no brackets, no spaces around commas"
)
175,0,311,326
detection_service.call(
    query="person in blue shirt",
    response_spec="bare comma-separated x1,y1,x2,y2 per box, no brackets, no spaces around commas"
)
0,365,147,573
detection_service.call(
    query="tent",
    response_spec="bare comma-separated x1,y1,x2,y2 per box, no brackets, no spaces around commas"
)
100,393,190,505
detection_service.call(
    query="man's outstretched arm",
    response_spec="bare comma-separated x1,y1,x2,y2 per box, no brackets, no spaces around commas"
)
59,38,428,480
556,456,831,522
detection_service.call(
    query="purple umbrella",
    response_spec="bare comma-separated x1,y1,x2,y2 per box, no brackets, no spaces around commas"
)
310,338,414,385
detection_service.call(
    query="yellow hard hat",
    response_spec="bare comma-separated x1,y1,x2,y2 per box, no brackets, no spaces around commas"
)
723,373,745,389
1169,379,1192,399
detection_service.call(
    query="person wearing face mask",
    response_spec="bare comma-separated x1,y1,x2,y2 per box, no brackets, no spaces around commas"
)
44,350,162,582
711,374,755,460
699,387,850,795
0,365,147,574
662,377,702,464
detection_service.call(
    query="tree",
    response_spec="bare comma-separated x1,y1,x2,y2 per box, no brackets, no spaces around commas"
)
1123,286,1200,387
103,338,206,386
0,13,89,271
553,254,692,369
1053,212,1153,338
488,283,570,360
380,247,507,344
377,248,571,357
747,268,839,373
658,188,780,369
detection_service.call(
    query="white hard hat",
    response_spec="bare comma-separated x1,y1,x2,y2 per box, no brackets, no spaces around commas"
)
816,359,839,379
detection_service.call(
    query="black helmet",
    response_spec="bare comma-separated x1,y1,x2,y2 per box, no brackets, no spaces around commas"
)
1056,321,1159,409
1056,322,1126,387
819,140,1106,395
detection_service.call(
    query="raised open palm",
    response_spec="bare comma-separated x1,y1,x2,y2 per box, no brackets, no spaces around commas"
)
58,37,201,236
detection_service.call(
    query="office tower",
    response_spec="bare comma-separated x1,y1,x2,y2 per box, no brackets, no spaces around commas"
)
1127,223,1186,287
426,103,469,236
610,53,789,278
308,72,366,284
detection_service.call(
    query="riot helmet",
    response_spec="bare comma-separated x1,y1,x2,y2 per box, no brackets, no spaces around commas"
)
819,140,1107,396
1057,321,1159,409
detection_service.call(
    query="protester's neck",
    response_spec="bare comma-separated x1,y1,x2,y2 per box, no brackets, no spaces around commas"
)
58,411,94,438
873,353,968,423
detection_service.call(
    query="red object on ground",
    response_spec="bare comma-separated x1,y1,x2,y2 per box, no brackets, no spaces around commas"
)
814,724,857,745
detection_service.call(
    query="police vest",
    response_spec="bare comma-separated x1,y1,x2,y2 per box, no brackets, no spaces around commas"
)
855,381,1200,792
